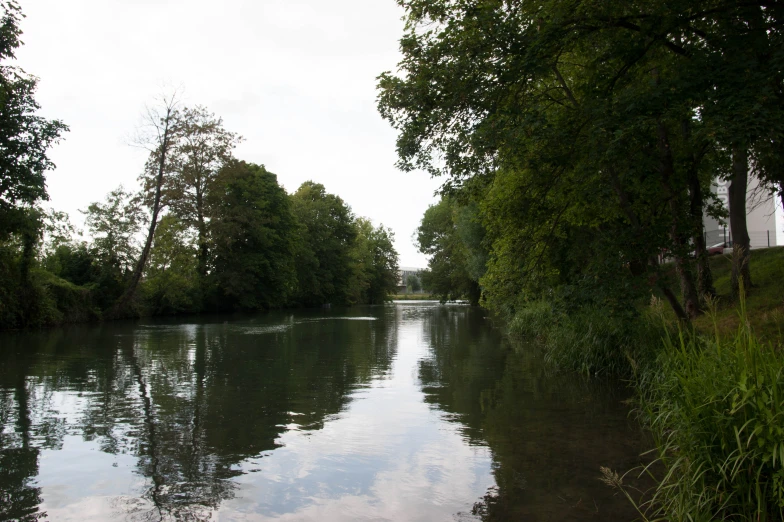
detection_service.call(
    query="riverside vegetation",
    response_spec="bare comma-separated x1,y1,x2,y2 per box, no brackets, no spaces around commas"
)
379,1,784,519
0,3,399,330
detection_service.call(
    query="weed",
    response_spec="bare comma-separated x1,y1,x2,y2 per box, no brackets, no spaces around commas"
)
632,288,784,520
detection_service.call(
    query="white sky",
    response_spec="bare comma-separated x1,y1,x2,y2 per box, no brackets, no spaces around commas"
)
15,0,442,267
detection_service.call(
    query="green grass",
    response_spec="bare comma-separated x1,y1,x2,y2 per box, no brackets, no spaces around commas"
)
507,300,661,378
693,247,784,344
623,297,784,521
389,293,437,300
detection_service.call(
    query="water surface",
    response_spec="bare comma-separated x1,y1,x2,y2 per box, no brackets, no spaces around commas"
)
0,303,647,521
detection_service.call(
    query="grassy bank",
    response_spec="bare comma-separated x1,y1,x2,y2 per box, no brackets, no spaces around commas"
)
507,247,784,520
389,293,436,300
628,305,784,521
693,247,784,344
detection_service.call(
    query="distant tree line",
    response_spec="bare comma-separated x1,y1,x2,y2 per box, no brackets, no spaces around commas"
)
0,3,398,329
379,0,783,321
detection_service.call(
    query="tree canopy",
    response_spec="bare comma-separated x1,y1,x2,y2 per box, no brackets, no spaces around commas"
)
0,1,67,239
380,0,783,318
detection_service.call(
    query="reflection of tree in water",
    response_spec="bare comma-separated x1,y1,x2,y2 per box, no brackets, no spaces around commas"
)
417,305,508,444
0,382,45,522
0,307,396,520
0,338,74,522
418,306,649,521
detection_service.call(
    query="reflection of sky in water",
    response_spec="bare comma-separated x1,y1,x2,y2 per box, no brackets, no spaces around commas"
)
221,318,492,521
13,306,493,521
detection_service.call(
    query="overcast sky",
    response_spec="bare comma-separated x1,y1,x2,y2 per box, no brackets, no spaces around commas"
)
16,0,442,268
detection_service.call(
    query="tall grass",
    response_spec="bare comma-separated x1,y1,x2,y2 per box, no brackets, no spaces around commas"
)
507,300,660,378
632,295,784,520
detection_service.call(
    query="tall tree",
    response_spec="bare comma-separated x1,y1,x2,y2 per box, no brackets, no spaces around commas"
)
290,181,356,307
0,1,67,240
82,187,144,309
0,1,67,324
207,161,296,310
348,218,399,304
416,197,481,305
110,93,180,317
166,106,241,281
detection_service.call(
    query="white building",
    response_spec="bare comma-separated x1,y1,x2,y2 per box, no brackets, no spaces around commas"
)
397,267,424,286
706,174,780,249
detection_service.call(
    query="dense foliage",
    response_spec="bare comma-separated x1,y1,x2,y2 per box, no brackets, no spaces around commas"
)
383,0,784,320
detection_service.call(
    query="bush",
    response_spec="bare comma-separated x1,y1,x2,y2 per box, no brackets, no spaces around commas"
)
543,309,660,378
33,269,98,324
507,299,556,339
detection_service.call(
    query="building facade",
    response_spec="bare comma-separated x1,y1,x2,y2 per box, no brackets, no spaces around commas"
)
706,174,779,249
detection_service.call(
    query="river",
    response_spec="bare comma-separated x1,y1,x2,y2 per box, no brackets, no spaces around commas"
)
0,302,647,521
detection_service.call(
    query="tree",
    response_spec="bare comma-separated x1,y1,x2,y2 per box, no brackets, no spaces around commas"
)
83,187,144,277
416,197,481,305
0,1,67,325
406,274,421,293
207,161,296,310
349,218,399,304
0,1,67,240
166,106,241,281
378,0,778,318
142,214,198,314
289,182,357,307
110,93,180,317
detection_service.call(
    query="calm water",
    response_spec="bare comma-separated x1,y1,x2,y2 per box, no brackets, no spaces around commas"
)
0,302,648,521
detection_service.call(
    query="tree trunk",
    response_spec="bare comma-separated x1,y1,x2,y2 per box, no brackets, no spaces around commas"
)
109,103,176,319
683,119,715,300
658,122,701,319
196,193,208,280
729,145,752,297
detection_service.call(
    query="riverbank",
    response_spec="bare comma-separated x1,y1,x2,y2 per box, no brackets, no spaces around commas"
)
506,247,784,520
389,293,435,300
692,247,784,342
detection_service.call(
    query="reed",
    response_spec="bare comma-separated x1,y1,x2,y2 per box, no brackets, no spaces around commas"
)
507,300,660,378
631,291,784,520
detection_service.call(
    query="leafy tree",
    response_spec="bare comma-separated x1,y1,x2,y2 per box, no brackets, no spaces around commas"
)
39,208,77,261
406,273,421,293
165,106,241,280
82,187,144,308
142,214,198,314
0,1,66,326
349,218,399,304
290,181,356,307
207,161,296,310
0,1,67,240
416,197,481,305
83,187,144,273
